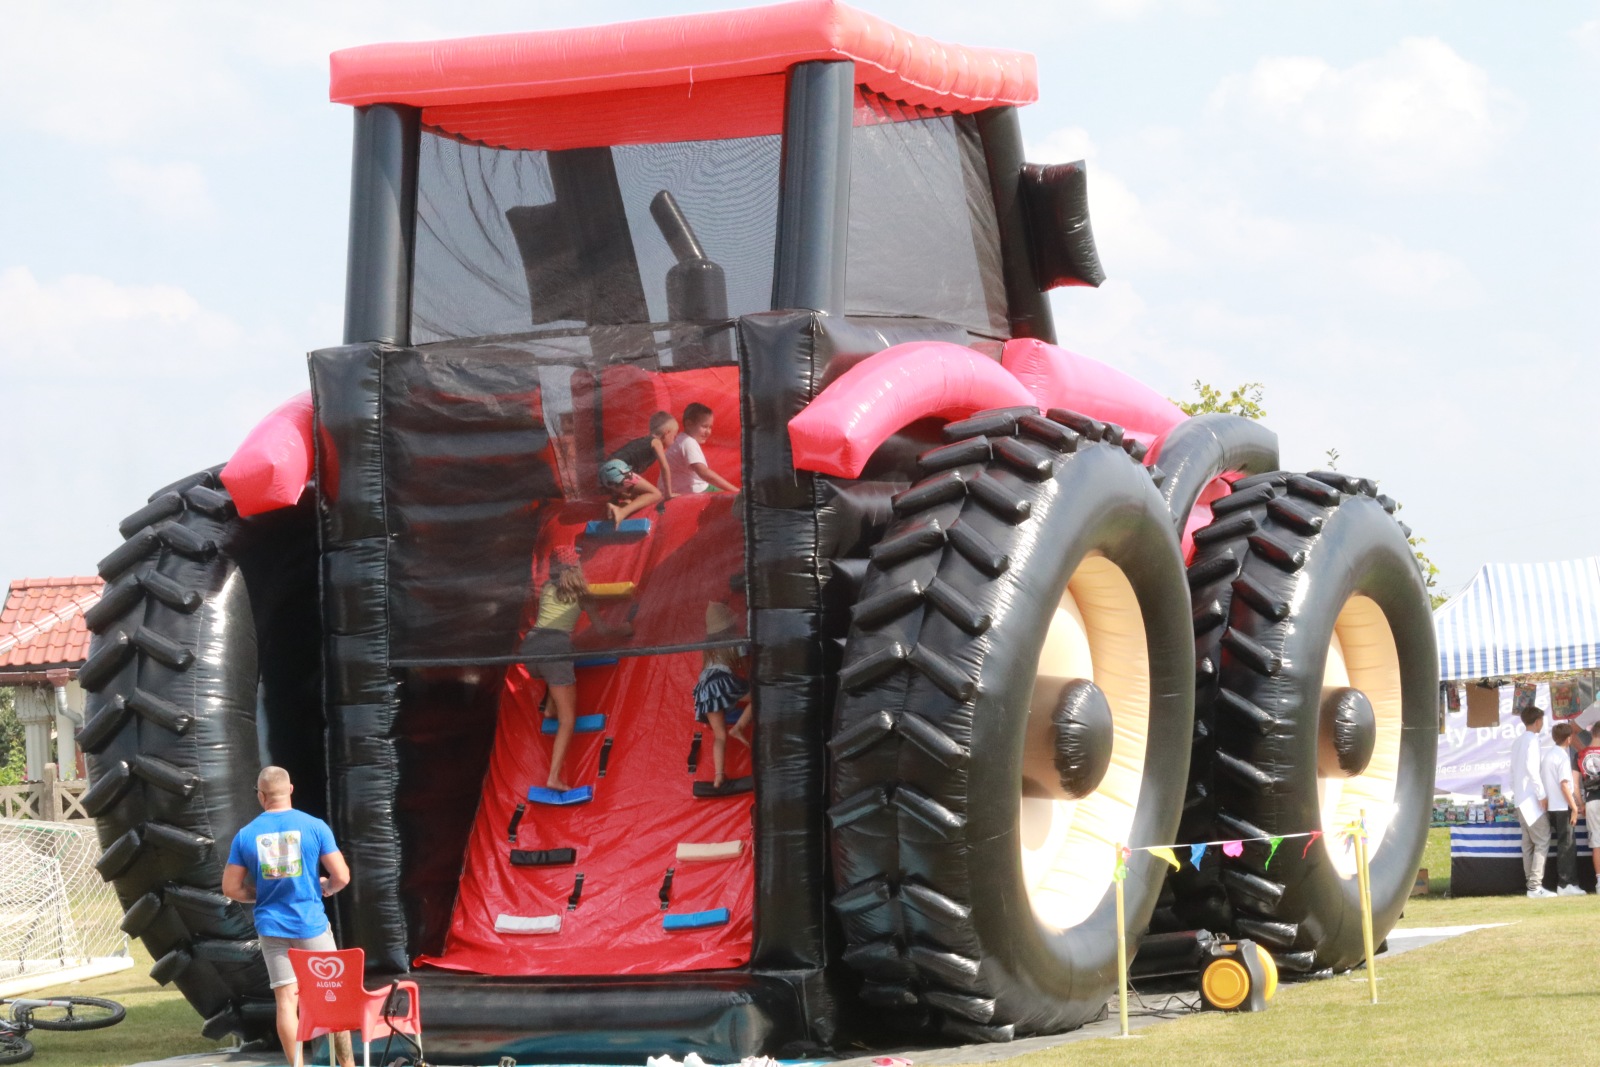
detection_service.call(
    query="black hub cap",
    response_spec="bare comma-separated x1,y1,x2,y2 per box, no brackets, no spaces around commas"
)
1050,679,1114,800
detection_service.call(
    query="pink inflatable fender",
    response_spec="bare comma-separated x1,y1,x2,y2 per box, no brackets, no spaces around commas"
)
788,342,1038,478
999,338,1186,448
220,392,316,517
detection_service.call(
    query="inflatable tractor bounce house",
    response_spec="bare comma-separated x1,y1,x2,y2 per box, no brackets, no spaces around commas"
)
78,2,1437,1060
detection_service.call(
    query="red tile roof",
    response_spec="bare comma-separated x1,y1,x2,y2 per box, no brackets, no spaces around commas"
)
0,577,103,677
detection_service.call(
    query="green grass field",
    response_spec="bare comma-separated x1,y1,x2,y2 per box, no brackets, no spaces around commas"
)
14,830,1580,1067
997,829,1592,1067
1002,891,1594,1067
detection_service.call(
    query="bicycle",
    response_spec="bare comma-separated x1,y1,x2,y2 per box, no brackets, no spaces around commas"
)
0,995,125,1064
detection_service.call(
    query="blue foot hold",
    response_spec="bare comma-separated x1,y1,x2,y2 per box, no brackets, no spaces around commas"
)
526,785,594,806
584,518,651,536
573,655,619,668
663,908,730,931
541,713,606,735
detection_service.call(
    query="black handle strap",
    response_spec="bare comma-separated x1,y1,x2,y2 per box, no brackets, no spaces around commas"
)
659,867,675,910
598,737,614,778
567,872,586,911
507,801,527,843
511,848,577,867
687,732,702,774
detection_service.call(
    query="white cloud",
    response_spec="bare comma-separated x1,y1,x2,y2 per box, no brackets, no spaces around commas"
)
1071,0,1220,20
108,159,217,223
1,266,308,578
0,4,263,147
1208,37,1512,189
1028,126,1099,165
1345,236,1479,305
0,266,246,377
1574,19,1600,59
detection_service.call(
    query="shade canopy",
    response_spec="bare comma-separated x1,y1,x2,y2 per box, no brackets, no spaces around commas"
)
1434,558,1600,680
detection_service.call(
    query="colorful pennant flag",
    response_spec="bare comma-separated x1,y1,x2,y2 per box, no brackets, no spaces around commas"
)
1222,840,1244,858
1149,846,1181,871
1301,830,1323,859
1264,836,1284,869
1190,843,1208,868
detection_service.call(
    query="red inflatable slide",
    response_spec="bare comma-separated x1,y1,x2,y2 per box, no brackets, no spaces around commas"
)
421,482,753,977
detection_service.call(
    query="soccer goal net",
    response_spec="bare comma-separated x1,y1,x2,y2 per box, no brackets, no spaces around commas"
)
0,818,129,992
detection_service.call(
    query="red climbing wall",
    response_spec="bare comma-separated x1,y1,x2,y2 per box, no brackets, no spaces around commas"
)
420,492,754,976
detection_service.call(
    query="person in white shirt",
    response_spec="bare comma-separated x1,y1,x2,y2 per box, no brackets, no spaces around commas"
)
1542,722,1585,895
1509,705,1552,897
663,402,738,496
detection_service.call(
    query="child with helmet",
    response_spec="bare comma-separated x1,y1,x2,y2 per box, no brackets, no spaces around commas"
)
599,457,663,525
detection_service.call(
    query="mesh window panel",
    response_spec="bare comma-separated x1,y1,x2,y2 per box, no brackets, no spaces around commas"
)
382,326,748,665
845,108,1009,338
413,133,780,344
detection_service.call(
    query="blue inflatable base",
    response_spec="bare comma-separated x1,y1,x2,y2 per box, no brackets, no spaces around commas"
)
541,713,607,735
527,785,595,806
663,908,730,931
583,518,652,536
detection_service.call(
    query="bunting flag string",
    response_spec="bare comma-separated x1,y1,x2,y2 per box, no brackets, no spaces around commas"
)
1115,811,1385,1014
1115,826,1351,875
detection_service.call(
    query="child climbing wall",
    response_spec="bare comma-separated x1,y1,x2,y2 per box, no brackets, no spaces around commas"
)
422,491,752,976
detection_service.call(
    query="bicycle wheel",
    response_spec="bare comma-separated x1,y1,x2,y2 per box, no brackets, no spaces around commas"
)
16,996,126,1031
0,1032,33,1065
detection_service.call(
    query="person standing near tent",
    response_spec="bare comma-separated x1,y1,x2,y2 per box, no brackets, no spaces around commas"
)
1543,723,1585,895
222,766,354,1067
1510,705,1553,898
1579,731,1600,883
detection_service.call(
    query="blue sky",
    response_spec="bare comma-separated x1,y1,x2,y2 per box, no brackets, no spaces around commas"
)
2,0,1596,597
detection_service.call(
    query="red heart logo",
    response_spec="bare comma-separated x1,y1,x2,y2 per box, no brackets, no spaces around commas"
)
307,956,344,982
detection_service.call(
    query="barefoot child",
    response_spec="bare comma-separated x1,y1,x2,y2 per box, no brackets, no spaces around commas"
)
693,602,751,788
608,411,679,495
599,458,663,524
519,546,600,791
664,402,738,496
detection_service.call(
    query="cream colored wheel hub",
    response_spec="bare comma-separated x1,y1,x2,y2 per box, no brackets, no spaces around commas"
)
1020,554,1151,932
1319,595,1403,878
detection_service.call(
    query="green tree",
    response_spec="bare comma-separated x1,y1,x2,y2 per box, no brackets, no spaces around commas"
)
1173,379,1267,419
0,688,25,786
1395,504,1447,610
1177,381,1444,609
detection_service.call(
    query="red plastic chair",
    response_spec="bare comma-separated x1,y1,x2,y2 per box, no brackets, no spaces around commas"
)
287,947,422,1067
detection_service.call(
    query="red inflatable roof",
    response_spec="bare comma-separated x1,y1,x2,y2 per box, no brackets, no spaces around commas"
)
329,1,1037,117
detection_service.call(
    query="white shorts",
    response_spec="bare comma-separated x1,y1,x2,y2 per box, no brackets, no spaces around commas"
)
1586,800,1600,837
260,929,337,989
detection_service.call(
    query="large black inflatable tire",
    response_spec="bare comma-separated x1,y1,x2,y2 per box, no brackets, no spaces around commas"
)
828,407,1194,1042
1186,471,1436,973
78,468,320,1043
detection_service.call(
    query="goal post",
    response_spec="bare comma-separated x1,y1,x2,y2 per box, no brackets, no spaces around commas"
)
0,818,131,997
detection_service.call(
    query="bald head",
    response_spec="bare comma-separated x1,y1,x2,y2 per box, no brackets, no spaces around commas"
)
256,766,293,810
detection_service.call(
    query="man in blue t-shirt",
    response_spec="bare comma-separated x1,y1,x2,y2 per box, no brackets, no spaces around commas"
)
223,766,352,1067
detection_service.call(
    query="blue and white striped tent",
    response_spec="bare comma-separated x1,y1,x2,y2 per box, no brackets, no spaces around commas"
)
1434,558,1600,681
